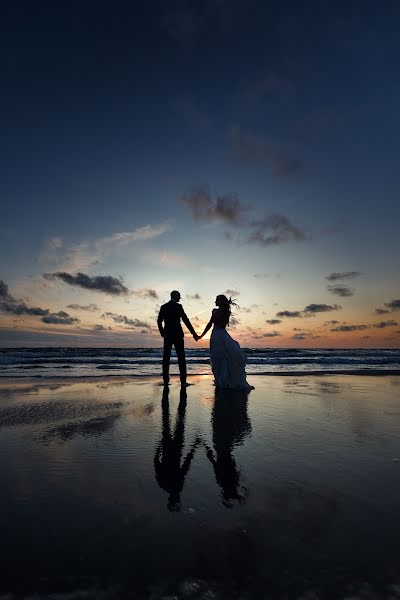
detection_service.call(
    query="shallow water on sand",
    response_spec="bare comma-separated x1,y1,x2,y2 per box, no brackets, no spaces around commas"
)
1,375,400,598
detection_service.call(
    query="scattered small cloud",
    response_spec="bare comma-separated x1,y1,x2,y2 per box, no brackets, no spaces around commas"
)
374,320,398,329
326,271,362,281
263,331,281,337
43,272,129,296
384,299,400,311
91,324,109,331
133,288,158,300
375,307,391,315
276,310,302,318
303,303,341,314
187,293,201,300
266,319,282,325
67,303,99,312
42,311,79,325
102,312,151,329
325,320,339,324
247,213,309,247
331,324,369,332
181,188,249,226
292,333,307,340
327,284,354,297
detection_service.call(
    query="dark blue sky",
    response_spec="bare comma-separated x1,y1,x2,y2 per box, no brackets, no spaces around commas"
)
1,0,400,346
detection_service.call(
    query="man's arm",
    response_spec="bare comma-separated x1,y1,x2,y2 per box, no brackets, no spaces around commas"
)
157,306,165,337
180,306,197,337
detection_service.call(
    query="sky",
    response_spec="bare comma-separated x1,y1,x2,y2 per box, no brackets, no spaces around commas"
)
1,0,400,348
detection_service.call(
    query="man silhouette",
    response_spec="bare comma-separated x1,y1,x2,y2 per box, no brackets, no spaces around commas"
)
157,290,198,386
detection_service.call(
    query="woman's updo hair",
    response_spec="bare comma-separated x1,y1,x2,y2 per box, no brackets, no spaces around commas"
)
216,294,239,326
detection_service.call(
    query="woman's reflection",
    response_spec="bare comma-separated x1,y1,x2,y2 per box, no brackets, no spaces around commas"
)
205,388,252,508
154,386,200,511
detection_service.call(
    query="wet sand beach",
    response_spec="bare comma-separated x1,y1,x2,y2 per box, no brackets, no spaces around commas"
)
1,375,400,599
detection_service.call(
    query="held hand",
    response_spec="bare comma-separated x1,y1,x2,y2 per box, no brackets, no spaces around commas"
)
193,333,199,341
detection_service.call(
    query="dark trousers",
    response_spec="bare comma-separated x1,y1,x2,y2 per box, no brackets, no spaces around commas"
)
163,336,187,383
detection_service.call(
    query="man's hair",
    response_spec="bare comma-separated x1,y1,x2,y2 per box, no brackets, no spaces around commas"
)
170,290,180,300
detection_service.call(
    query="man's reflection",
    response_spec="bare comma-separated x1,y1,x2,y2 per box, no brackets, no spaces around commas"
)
154,386,200,511
205,388,252,508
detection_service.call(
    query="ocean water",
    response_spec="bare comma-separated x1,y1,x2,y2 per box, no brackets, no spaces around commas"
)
1,347,400,378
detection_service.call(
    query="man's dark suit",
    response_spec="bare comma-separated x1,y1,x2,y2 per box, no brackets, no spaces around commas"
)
157,300,196,384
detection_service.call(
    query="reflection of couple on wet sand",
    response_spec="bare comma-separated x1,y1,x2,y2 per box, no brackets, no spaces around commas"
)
154,386,252,511
157,290,253,390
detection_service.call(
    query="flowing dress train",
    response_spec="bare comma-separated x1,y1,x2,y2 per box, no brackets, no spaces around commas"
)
210,327,253,390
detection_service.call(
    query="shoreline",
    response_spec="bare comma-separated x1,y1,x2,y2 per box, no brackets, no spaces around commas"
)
1,368,400,383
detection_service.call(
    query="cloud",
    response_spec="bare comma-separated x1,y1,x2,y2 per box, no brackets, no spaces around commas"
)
43,272,129,296
0,301,49,316
325,320,339,324
91,324,108,331
0,279,50,316
276,310,302,318
133,288,158,300
263,331,281,337
375,307,391,315
326,271,362,281
102,312,151,329
327,284,354,297
331,325,369,332
373,320,398,329
67,303,99,312
0,280,11,300
247,213,309,247
225,289,240,297
43,221,171,271
266,319,282,325
181,190,308,249
186,293,201,300
42,311,80,325
303,303,341,314
230,129,301,176
384,299,400,311
181,188,249,226
276,304,341,319
292,333,307,340
99,223,171,247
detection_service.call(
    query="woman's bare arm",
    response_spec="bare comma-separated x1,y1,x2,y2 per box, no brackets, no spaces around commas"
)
199,313,214,338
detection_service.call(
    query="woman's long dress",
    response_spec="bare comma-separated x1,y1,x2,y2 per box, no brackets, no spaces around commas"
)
209,315,253,390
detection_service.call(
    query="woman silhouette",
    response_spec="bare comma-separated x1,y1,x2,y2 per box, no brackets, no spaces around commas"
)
199,295,253,390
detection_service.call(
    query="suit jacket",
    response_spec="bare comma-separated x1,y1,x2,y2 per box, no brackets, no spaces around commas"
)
157,300,196,339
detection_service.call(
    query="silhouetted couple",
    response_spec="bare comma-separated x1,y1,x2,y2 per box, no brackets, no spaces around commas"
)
157,290,253,390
